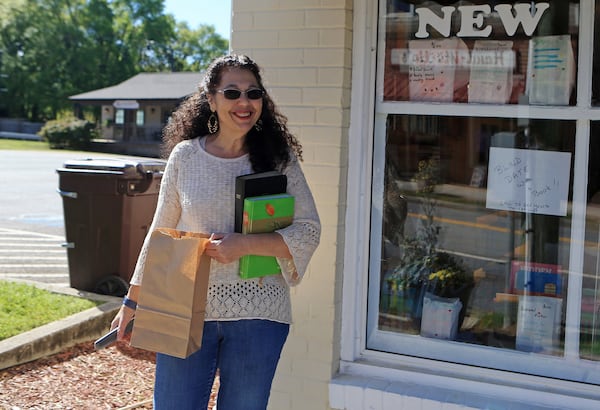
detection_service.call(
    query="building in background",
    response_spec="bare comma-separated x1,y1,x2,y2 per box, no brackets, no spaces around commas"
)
69,72,203,157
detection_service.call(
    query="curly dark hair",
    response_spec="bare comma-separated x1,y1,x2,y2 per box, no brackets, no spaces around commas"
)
161,54,303,172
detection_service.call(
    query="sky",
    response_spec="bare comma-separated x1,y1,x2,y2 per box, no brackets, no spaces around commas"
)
163,0,232,39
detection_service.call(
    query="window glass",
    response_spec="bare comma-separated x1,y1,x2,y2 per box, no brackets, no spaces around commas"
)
115,109,124,125
376,115,574,358
383,1,579,105
581,123,600,359
367,0,600,385
136,109,144,126
593,0,600,105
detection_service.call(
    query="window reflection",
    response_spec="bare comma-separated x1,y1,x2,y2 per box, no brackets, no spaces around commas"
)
383,1,579,105
593,0,600,105
379,115,574,355
581,123,600,359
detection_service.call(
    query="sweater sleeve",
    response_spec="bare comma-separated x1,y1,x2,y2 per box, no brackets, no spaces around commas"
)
129,146,183,285
275,157,321,286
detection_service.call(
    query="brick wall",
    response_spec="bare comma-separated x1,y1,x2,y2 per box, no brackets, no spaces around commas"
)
231,1,353,408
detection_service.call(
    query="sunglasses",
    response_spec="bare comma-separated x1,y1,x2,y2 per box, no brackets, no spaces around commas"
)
217,88,264,100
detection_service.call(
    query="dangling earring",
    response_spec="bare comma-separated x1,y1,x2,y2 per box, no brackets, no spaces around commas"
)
254,119,263,132
208,112,219,134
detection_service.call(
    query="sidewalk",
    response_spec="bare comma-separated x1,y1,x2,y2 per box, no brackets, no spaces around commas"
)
0,280,121,370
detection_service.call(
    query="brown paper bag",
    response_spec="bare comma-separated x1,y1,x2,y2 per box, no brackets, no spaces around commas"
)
130,228,211,359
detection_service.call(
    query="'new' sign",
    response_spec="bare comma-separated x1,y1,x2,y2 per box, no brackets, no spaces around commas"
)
415,3,550,39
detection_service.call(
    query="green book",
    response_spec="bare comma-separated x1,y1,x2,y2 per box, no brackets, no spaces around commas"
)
239,193,295,279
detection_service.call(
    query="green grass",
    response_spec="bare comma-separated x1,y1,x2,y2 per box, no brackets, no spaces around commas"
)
0,280,102,341
0,139,51,150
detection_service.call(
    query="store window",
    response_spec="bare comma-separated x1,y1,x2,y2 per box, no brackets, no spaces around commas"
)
582,122,600,360
594,1,600,106
367,0,600,383
382,0,578,105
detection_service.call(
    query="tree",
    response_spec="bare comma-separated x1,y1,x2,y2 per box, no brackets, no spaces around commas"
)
0,0,228,122
137,21,228,72
168,23,230,72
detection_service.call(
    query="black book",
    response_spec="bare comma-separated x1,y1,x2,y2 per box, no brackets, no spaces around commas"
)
234,171,287,233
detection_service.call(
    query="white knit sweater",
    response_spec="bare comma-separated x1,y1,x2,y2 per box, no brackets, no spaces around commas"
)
130,137,321,324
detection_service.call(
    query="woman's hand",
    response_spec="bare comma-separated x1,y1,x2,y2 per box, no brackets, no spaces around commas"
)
110,306,135,341
205,232,292,264
110,285,140,341
205,233,248,264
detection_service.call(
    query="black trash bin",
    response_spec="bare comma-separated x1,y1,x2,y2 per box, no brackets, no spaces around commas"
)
57,157,166,296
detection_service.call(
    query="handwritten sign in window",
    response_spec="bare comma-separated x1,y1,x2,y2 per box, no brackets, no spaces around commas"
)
527,35,575,105
408,38,469,102
516,295,562,354
486,147,571,216
468,40,514,104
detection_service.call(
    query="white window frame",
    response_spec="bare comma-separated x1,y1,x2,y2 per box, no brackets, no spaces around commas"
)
332,0,600,407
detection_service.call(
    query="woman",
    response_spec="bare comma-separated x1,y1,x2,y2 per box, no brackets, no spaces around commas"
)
111,54,321,409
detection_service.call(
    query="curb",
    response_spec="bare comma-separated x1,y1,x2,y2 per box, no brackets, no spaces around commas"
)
0,131,42,141
0,280,121,370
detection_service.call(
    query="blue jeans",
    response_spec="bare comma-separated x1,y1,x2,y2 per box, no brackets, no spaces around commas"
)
154,319,290,410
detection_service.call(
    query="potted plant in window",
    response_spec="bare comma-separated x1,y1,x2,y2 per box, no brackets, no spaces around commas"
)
384,158,473,327
425,254,474,329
